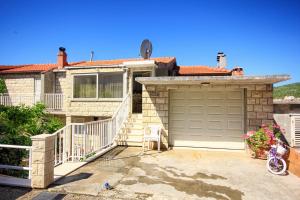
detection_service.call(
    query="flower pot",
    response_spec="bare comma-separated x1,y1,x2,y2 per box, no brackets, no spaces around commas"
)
249,148,268,160
255,149,268,160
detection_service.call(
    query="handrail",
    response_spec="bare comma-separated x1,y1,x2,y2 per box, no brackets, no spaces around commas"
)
0,144,31,149
51,93,131,164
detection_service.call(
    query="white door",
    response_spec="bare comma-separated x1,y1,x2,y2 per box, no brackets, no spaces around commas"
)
169,88,245,150
34,78,41,103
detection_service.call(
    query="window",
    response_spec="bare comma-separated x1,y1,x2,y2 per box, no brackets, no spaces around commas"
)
98,73,123,98
73,75,97,98
73,72,123,99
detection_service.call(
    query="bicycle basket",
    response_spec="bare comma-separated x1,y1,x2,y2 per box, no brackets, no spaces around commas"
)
276,145,287,156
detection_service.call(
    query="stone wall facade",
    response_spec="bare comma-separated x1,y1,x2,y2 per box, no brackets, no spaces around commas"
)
62,67,125,119
0,73,40,94
68,101,121,117
246,84,274,130
142,84,274,148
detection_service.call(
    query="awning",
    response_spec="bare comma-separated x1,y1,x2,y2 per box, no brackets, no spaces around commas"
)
136,75,290,85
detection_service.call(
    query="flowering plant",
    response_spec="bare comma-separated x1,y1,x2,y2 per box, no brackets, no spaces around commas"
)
243,124,284,158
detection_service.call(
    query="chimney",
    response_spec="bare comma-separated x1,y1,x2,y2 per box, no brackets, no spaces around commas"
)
217,52,227,68
232,66,244,76
57,47,68,69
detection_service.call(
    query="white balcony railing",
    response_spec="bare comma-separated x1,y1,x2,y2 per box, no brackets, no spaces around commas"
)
44,93,64,111
0,93,37,106
0,93,64,111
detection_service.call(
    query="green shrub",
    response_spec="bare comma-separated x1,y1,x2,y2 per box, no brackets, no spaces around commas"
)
0,103,63,177
0,78,6,93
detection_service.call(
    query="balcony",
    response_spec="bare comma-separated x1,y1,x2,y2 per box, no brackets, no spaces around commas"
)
44,93,64,111
0,93,64,111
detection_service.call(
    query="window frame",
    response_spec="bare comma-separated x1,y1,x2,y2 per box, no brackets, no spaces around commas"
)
72,73,98,100
72,72,124,101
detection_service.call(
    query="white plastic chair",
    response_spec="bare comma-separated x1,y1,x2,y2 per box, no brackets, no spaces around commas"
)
143,125,161,151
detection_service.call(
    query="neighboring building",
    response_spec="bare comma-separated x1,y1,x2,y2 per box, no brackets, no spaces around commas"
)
0,48,289,150
274,97,300,114
273,97,300,147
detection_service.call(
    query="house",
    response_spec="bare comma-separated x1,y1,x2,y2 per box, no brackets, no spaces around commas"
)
273,97,300,147
0,48,289,150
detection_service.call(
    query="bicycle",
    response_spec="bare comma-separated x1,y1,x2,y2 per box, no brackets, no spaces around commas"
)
266,139,288,175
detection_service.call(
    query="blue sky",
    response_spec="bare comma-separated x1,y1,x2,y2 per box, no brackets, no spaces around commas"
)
0,0,299,85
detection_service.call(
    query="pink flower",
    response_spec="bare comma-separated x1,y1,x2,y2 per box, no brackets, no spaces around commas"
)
261,124,267,128
242,134,249,139
247,131,255,137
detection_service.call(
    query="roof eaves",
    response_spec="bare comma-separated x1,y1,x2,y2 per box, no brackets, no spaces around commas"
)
136,75,290,85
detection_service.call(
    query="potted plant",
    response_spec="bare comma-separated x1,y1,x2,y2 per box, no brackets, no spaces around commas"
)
243,124,283,159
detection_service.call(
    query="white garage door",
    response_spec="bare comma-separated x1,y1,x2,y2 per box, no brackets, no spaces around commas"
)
169,88,245,150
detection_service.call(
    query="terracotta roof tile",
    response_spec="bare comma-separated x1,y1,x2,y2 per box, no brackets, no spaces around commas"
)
0,57,175,74
0,65,20,71
0,63,60,74
178,66,232,75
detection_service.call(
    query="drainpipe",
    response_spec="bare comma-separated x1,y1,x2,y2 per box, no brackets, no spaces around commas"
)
40,73,45,103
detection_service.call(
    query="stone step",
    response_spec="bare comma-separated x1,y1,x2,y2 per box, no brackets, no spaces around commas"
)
131,114,143,119
127,118,143,123
119,132,143,138
127,127,144,132
127,129,143,134
124,123,144,129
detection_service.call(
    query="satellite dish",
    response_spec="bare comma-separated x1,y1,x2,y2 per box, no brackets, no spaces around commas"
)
140,39,152,59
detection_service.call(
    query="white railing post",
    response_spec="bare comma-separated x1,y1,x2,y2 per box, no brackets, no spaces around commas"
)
54,135,57,165
63,128,66,163
84,124,86,158
28,148,32,179
71,124,75,162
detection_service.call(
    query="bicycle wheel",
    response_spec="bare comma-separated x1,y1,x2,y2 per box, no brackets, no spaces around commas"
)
267,157,287,175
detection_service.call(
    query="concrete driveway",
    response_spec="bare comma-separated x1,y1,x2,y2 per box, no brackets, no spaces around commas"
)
49,147,300,200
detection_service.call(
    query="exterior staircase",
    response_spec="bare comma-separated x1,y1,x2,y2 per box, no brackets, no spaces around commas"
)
117,114,144,146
